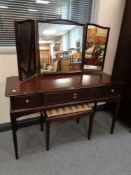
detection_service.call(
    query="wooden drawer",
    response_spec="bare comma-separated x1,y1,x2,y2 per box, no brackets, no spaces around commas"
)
44,88,101,105
102,86,121,97
11,94,43,110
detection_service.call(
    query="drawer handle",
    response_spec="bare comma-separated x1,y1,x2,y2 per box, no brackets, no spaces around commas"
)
111,89,115,93
73,93,78,99
25,99,29,103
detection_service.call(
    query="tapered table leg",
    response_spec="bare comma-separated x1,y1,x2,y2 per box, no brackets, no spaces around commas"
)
76,118,80,124
88,103,97,140
10,113,18,159
46,121,50,151
40,112,43,131
88,111,95,140
110,99,120,134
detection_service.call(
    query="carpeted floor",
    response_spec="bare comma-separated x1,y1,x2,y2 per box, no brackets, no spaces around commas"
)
0,111,131,175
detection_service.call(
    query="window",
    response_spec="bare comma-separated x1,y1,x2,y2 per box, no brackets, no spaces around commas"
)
0,0,94,47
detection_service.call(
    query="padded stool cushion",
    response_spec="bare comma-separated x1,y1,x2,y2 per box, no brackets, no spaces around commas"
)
46,104,92,118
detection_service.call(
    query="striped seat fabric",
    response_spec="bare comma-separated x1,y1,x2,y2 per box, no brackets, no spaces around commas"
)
46,104,93,117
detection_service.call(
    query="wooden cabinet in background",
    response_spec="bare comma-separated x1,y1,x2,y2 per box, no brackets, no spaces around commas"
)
40,49,51,65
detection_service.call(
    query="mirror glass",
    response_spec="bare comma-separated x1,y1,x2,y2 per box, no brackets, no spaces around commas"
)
84,24,109,71
38,21,84,73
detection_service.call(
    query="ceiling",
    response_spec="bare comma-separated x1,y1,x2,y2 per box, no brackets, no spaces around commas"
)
38,22,76,43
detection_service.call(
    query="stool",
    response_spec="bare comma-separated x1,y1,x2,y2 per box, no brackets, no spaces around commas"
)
43,104,95,150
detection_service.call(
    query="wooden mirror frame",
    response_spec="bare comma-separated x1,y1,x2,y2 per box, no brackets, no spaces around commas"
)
14,19,110,81
36,19,85,75
14,19,37,81
83,23,110,72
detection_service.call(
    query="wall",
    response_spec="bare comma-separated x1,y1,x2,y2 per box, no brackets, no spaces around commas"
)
69,26,83,51
61,26,83,51
61,32,69,51
0,54,18,123
0,0,126,124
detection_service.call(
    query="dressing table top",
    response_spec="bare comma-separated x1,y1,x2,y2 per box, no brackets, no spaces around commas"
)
5,72,124,97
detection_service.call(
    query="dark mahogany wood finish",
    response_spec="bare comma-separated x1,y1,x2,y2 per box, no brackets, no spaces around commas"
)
5,72,124,159
112,0,131,124
14,20,37,81
14,19,111,82
5,18,125,159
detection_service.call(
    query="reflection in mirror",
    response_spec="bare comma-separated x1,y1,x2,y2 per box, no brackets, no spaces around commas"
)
84,24,110,71
38,21,84,73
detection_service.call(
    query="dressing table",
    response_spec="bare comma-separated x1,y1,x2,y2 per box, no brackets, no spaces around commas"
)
5,19,124,159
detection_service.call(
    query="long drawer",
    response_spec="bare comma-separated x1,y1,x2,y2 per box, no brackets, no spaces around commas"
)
10,85,122,110
43,87,101,105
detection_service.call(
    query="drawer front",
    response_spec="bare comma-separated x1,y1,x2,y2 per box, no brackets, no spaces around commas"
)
102,86,121,97
44,88,101,105
78,88,101,101
11,94,43,110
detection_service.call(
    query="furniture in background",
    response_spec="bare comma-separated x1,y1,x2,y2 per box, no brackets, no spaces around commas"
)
112,0,131,124
41,59,60,73
85,45,95,63
60,58,81,71
40,47,51,65
73,52,82,62
60,58,70,71
68,63,82,71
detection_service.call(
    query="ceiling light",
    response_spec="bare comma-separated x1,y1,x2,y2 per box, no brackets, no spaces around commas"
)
36,0,50,4
43,30,56,35
39,40,53,44
0,5,8,9
28,9,37,12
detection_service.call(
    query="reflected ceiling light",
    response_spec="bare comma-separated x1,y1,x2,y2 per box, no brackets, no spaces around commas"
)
43,30,56,35
39,40,53,44
82,75,91,85
0,5,8,9
36,0,50,4
28,9,38,12
57,31,66,36
55,78,72,85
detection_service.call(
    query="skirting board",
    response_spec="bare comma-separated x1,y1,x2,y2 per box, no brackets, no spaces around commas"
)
0,116,41,133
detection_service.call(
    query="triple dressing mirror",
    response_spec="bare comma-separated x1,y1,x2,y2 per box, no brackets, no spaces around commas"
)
14,20,110,81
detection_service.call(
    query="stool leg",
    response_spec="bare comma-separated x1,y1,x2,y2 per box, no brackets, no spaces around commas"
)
88,112,95,140
46,121,50,151
40,112,43,131
76,118,80,124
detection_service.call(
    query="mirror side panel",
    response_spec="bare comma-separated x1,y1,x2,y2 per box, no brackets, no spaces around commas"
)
14,20,36,81
83,23,110,72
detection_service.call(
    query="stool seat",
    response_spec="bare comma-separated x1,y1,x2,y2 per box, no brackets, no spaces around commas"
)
46,104,92,118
